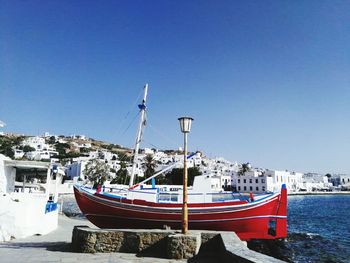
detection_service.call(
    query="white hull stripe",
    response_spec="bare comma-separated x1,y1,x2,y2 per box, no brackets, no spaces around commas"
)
84,192,279,215
86,213,287,223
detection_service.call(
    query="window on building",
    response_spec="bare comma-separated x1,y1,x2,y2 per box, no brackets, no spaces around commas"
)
244,186,247,191
238,186,241,191
255,179,258,183
256,186,259,191
244,179,246,183
249,186,253,191
262,179,265,183
249,179,252,183
262,186,265,192
238,179,240,183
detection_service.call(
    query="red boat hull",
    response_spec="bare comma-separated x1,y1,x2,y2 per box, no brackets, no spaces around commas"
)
74,186,287,241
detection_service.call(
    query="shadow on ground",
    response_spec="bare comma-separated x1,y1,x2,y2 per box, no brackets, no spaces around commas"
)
0,241,71,252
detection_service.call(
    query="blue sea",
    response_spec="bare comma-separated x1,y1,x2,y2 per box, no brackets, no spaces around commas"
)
249,195,350,263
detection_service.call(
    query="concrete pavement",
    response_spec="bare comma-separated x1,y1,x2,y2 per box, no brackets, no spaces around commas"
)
0,215,186,263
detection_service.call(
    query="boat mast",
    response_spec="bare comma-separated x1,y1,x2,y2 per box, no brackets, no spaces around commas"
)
129,84,148,187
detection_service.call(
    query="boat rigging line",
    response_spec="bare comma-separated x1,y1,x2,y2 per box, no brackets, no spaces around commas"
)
147,122,178,149
120,111,141,136
114,87,144,138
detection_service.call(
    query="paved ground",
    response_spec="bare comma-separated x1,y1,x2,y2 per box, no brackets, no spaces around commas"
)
0,215,186,263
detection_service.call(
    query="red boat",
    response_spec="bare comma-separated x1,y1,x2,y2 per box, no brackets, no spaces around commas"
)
74,183,287,241
73,85,287,241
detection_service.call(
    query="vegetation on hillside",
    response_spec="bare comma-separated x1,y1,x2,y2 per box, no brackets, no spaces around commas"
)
0,136,15,158
238,162,251,176
143,154,156,179
83,158,110,188
0,135,25,158
163,167,202,186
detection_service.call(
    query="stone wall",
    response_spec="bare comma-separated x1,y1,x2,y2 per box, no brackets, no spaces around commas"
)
72,226,285,262
72,226,175,257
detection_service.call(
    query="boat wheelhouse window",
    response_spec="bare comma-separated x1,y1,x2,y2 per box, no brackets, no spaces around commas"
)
158,193,178,202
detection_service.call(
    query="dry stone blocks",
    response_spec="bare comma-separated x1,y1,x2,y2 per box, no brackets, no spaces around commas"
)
71,227,286,262
166,233,201,259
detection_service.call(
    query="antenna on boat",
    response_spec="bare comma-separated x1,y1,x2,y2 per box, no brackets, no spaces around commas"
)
129,84,148,187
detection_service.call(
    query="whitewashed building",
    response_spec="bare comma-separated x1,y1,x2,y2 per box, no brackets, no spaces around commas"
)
301,173,332,191
22,136,49,151
0,154,61,241
234,169,304,194
264,170,303,193
235,170,271,193
65,161,87,180
199,156,239,190
13,149,25,159
25,150,59,161
330,174,350,190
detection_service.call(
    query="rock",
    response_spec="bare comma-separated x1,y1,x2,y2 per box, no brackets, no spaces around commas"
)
166,233,201,259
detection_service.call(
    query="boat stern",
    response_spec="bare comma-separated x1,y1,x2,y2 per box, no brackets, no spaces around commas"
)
274,183,288,238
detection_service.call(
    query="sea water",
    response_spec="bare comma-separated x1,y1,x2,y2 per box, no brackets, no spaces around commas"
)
287,195,350,263
249,195,350,263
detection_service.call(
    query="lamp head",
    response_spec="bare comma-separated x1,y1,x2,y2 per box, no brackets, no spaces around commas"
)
178,117,194,133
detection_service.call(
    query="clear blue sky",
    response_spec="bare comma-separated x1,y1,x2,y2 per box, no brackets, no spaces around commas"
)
1,0,349,174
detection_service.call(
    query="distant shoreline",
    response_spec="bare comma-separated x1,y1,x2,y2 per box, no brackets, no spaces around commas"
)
288,191,350,196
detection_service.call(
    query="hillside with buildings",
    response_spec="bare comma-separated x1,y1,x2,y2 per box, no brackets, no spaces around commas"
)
1,132,350,194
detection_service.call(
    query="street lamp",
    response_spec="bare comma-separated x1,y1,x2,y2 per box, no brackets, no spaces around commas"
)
178,116,193,234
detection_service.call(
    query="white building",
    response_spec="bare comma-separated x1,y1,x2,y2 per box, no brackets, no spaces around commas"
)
200,156,238,189
70,134,87,140
265,170,303,193
153,151,168,160
235,170,271,193
0,154,60,241
13,149,25,159
25,150,59,161
22,136,49,151
66,161,86,180
330,174,350,190
192,152,202,167
143,148,155,155
159,156,174,165
234,169,304,194
301,173,332,191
